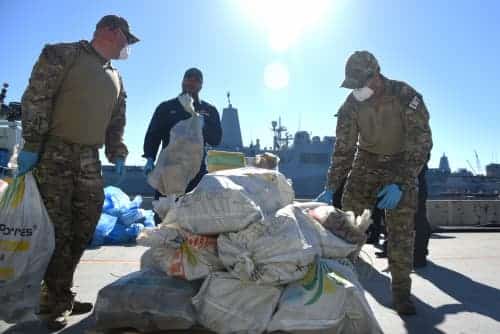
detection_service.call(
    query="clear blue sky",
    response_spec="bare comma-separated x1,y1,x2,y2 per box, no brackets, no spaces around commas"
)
2,0,500,172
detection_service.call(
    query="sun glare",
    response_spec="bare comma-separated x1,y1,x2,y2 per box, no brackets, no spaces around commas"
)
240,0,331,51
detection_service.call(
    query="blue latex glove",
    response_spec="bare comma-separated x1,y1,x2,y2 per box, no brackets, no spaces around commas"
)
115,158,126,177
315,188,334,204
377,184,402,209
17,150,39,176
143,158,154,176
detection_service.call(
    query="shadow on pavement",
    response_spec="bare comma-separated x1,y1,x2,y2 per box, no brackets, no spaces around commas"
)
415,260,500,323
3,313,95,334
2,319,49,334
429,234,456,240
356,258,447,334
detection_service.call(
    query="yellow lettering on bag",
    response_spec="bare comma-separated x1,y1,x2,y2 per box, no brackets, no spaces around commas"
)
0,267,14,279
0,240,31,252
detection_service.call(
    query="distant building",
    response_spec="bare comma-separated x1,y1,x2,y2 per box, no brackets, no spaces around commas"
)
454,168,474,177
486,163,500,178
439,153,451,174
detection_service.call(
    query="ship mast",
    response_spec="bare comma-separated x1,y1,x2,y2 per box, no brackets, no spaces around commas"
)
226,91,232,108
271,117,292,152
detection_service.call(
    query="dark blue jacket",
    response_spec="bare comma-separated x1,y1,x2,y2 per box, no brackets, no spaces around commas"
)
143,97,222,176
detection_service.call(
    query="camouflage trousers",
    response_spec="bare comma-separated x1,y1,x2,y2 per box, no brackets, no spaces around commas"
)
35,137,104,312
342,149,417,302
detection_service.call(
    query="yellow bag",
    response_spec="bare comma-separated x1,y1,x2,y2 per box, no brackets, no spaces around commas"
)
207,150,245,172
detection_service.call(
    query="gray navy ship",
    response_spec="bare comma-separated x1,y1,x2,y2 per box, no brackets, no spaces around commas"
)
99,93,500,200
3,84,500,201
216,93,334,198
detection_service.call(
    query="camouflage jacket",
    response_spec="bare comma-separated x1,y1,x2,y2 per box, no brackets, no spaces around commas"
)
21,40,128,163
327,76,433,190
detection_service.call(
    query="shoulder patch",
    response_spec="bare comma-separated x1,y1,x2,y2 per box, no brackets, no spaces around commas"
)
409,95,421,111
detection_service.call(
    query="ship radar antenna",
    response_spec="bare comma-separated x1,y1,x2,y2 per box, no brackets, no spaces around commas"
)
226,91,232,108
271,117,293,152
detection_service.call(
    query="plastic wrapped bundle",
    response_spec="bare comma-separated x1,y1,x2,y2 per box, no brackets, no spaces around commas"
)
94,268,200,332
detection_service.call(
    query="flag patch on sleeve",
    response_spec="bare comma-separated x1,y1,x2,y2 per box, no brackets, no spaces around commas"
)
409,96,420,110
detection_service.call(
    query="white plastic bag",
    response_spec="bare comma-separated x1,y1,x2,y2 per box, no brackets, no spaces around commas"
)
291,204,359,259
0,173,55,323
147,95,204,196
164,175,263,235
151,196,176,220
217,207,316,285
95,268,199,332
137,224,224,280
212,167,294,216
192,272,282,334
268,258,383,334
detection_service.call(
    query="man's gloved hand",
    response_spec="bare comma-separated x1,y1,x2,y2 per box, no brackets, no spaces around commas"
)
143,158,154,176
377,184,402,209
114,158,126,177
17,150,39,176
315,188,334,204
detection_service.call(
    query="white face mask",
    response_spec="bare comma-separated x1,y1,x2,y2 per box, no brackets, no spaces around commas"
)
118,45,130,60
352,86,374,102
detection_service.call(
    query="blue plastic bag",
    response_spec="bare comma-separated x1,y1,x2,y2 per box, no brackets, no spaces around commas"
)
0,148,10,169
93,187,151,246
105,222,144,244
91,213,118,247
118,195,144,226
103,186,132,217
142,210,156,228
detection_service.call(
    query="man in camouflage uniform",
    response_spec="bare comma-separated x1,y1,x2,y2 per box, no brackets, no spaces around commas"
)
18,15,139,330
325,51,432,315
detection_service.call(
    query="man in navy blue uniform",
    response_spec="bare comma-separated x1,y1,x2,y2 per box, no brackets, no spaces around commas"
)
143,68,222,221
